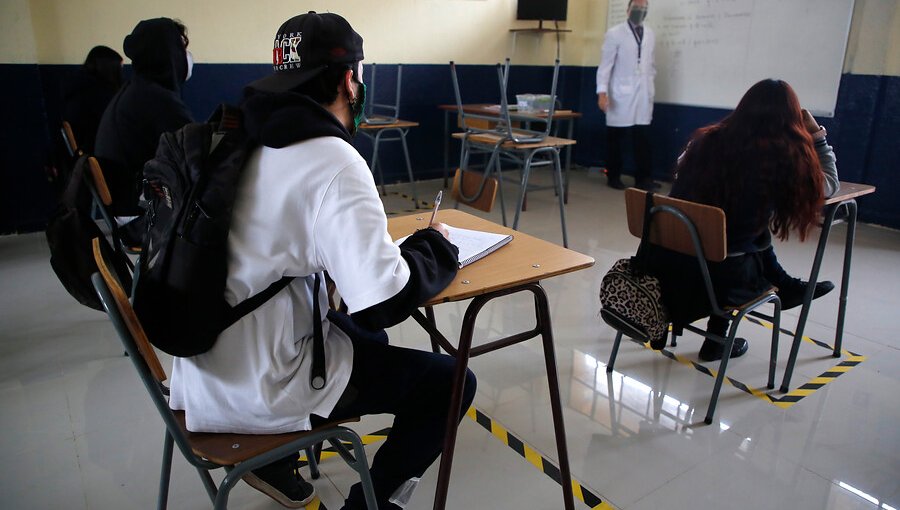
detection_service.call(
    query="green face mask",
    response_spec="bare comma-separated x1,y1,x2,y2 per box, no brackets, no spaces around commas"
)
349,81,367,135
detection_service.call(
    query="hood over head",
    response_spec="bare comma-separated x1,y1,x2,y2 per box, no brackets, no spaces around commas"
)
241,90,352,149
123,18,188,91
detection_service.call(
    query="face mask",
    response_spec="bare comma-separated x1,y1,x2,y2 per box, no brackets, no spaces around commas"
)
629,7,647,25
348,81,367,135
185,50,194,81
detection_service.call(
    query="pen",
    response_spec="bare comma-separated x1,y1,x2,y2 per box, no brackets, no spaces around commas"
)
429,190,443,225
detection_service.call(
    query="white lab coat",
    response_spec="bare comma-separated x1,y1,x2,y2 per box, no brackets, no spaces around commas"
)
596,21,656,127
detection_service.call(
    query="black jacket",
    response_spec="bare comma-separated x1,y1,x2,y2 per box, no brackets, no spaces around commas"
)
95,18,194,216
241,90,459,331
61,69,118,155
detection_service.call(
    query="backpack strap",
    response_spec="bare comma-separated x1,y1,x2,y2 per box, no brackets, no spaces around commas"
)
632,191,656,273
310,273,327,390
223,276,294,331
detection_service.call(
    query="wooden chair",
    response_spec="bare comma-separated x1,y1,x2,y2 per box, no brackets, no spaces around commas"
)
83,157,142,256
451,168,498,213
89,238,378,509
605,189,782,424
61,120,82,159
449,60,573,247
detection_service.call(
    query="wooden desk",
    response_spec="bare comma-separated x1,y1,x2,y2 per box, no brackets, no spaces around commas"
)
358,116,420,204
780,181,876,392
438,104,582,188
388,209,594,510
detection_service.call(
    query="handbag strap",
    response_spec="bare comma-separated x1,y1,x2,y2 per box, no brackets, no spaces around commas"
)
632,191,656,272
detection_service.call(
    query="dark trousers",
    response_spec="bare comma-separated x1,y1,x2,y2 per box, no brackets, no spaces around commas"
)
606,124,653,183
319,311,477,510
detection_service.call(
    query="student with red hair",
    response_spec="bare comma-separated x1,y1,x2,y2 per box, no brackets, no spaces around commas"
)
649,79,839,362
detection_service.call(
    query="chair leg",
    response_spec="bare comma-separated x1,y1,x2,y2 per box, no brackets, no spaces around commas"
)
332,430,378,510
512,153,534,231
399,129,418,206
607,331,624,372
157,431,174,510
305,445,320,479
768,298,782,390
551,149,568,248
704,319,739,424
371,132,386,196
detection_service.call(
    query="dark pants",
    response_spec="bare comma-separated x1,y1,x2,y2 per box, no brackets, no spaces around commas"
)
606,124,653,183
319,311,477,510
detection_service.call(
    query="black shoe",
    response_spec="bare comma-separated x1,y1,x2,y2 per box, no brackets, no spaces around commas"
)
635,178,661,191
699,337,749,362
776,278,835,310
243,454,316,508
607,177,627,190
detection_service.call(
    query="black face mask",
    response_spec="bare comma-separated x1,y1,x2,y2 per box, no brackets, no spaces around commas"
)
348,81,366,136
629,7,647,25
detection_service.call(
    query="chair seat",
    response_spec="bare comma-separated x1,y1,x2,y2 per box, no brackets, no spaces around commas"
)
174,411,359,466
359,118,418,130
452,131,576,149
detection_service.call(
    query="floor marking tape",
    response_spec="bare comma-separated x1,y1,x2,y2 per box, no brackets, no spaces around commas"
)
626,315,866,409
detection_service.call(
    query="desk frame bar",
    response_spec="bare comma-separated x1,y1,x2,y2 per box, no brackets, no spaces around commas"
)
412,282,575,510
781,199,857,392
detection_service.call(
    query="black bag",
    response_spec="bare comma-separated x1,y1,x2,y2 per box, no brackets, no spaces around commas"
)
134,104,327,388
46,155,132,310
599,192,669,349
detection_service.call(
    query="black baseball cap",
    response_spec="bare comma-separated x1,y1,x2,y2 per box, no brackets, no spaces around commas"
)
246,11,364,93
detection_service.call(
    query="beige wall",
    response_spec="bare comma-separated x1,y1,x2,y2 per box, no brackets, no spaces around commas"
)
3,0,899,76
0,0,38,63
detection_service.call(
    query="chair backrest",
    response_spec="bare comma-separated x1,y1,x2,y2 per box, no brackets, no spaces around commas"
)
496,59,560,144
365,63,402,124
449,61,512,135
86,157,113,207
91,237,167,383
451,168,497,212
624,188,727,262
61,121,81,159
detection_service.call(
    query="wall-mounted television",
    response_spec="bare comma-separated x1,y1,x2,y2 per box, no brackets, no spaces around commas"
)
517,0,568,21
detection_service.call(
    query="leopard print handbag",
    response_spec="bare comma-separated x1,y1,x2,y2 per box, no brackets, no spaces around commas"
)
599,191,669,349
599,258,669,349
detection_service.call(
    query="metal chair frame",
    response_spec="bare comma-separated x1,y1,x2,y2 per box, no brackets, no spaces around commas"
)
605,198,782,424
90,242,378,510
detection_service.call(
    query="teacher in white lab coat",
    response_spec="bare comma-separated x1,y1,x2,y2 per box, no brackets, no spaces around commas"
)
596,0,658,190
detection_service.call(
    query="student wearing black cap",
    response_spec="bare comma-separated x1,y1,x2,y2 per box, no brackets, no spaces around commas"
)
167,12,476,509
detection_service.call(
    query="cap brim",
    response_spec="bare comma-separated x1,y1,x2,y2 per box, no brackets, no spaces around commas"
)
245,65,327,94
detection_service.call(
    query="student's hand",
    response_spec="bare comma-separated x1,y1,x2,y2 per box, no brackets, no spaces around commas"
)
429,222,450,240
598,93,609,113
801,109,819,134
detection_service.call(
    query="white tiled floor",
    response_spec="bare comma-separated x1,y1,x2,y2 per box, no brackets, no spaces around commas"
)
2,169,899,509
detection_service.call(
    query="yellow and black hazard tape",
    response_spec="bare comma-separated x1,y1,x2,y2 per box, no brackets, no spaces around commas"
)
625,315,866,409
298,411,613,509
465,406,614,509
384,190,434,216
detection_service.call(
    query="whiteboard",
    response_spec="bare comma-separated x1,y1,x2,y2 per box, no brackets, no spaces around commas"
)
607,0,855,116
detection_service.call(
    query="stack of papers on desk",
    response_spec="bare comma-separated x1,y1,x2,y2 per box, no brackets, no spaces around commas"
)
395,225,513,268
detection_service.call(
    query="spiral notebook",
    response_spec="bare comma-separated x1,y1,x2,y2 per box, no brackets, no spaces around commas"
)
395,225,513,268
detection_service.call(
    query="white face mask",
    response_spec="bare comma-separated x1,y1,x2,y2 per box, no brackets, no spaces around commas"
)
185,50,194,81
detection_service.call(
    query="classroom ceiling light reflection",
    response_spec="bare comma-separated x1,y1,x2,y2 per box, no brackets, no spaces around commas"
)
838,481,896,509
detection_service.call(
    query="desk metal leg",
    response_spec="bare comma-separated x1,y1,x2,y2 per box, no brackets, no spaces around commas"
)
422,283,574,510
833,201,857,357
371,131,386,196
781,202,841,392
443,111,451,188
564,119,574,204
398,127,419,206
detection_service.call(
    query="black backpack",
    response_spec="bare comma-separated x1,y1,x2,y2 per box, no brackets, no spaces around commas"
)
46,154,133,310
133,105,327,389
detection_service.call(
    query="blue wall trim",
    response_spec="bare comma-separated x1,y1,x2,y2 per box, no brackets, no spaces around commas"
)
4,63,898,233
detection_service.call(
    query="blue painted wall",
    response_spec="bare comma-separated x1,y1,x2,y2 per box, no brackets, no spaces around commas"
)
3,63,897,234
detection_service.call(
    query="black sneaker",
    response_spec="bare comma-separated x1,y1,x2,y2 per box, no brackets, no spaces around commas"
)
243,453,316,508
607,177,627,190
699,337,749,362
777,278,835,310
635,178,661,191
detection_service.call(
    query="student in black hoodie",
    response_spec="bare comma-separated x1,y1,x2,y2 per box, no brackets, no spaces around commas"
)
95,18,194,222
167,12,475,510
61,45,123,155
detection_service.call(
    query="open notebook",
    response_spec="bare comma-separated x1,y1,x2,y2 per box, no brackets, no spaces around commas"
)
395,225,513,268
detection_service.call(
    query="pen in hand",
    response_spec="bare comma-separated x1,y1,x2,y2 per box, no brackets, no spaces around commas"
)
429,190,443,225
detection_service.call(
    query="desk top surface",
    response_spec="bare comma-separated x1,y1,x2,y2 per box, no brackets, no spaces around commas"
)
451,130,576,148
388,209,594,305
825,181,876,205
358,117,419,130
439,103,582,120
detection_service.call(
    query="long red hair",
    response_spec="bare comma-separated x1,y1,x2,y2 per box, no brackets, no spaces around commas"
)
675,79,824,241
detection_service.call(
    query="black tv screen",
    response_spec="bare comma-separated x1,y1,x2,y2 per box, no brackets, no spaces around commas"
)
517,0,568,21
